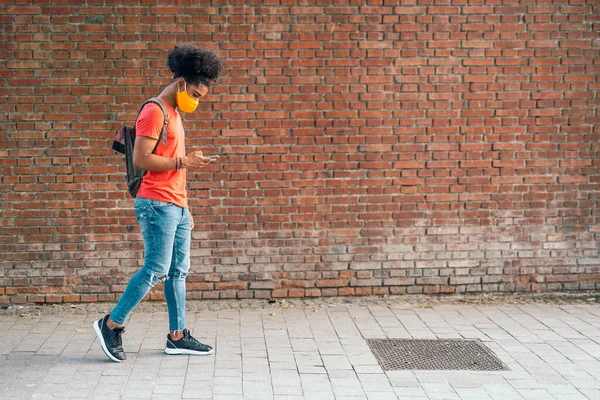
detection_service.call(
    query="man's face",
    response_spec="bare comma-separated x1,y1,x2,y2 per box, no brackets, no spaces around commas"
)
179,78,209,101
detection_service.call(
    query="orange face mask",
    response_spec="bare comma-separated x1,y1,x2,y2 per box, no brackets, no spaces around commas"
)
176,81,198,113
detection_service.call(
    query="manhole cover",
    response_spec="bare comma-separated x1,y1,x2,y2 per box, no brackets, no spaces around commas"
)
366,339,509,371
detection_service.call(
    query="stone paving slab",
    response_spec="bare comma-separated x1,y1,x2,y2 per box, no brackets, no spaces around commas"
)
1,296,600,399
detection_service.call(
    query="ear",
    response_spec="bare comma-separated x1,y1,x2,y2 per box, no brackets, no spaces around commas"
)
177,78,186,91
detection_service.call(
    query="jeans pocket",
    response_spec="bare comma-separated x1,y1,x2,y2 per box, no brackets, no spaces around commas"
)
150,199,173,208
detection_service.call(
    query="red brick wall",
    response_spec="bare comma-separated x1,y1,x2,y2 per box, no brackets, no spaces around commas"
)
1,1,599,304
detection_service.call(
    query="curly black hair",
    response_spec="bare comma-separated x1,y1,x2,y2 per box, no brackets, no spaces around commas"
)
168,44,224,88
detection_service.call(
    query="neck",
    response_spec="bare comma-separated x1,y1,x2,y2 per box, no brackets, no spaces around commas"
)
158,82,178,110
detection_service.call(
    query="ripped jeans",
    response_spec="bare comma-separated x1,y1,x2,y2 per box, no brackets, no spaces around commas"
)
110,197,191,332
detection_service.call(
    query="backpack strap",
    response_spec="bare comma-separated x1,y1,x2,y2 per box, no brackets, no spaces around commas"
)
135,97,169,147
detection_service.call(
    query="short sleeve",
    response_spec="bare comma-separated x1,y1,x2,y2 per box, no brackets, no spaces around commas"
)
135,103,164,140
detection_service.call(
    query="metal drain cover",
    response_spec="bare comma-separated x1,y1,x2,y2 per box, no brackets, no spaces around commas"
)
366,339,509,371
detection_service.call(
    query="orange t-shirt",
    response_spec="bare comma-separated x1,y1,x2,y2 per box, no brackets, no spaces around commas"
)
135,101,187,209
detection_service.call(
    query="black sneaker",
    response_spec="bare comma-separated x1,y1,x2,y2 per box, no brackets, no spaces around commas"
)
93,315,126,362
165,329,214,356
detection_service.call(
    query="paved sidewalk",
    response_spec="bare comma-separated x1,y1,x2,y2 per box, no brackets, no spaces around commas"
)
2,298,600,399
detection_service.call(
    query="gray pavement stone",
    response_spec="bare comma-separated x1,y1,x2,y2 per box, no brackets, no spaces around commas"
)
335,396,368,400
358,374,395,392
272,384,303,396
454,387,493,399
181,389,213,399
516,388,558,399
332,384,365,397
303,393,335,400
316,340,345,355
322,354,353,370
353,365,384,374
300,374,333,394
392,386,428,397
385,371,420,388
291,338,318,353
212,376,242,395
508,379,544,389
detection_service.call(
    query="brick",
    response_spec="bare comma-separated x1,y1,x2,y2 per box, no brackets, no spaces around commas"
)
215,282,248,290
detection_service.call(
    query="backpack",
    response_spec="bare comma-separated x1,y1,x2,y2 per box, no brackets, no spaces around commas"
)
112,98,169,198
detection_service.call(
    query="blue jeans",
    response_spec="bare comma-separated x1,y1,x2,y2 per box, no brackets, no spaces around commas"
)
111,197,191,331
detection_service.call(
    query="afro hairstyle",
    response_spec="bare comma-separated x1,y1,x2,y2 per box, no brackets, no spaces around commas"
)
168,44,224,88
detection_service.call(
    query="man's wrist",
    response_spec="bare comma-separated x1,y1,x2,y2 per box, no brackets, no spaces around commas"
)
181,156,188,169
173,157,185,171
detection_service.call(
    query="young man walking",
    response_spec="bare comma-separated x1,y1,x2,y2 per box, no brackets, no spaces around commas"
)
94,44,224,362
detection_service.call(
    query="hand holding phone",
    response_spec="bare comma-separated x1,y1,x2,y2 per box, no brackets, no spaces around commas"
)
184,152,220,169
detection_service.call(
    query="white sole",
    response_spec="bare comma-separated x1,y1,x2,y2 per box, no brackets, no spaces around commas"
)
93,319,123,363
164,347,214,356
